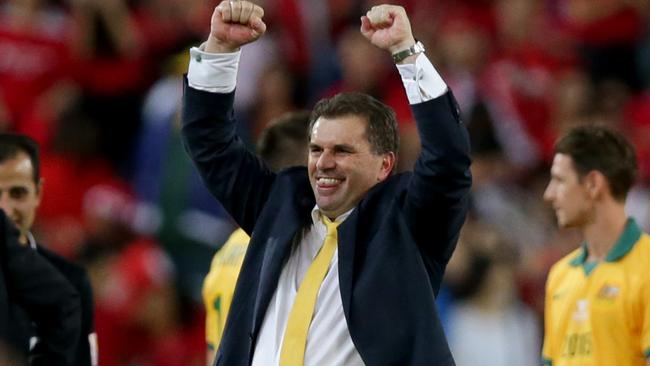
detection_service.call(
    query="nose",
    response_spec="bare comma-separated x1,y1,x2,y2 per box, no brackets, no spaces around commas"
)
316,150,336,171
543,184,553,202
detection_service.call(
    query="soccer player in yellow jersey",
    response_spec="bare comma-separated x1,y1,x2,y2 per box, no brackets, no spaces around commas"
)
202,111,310,365
542,124,650,366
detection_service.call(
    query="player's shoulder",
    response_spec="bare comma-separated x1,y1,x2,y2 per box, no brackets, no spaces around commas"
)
547,247,583,284
627,231,650,263
552,247,582,271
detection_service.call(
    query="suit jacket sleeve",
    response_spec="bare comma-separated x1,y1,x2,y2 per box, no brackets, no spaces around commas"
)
405,91,472,271
181,77,276,233
0,211,81,366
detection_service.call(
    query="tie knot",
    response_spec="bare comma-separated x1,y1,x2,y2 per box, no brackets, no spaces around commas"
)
322,216,340,235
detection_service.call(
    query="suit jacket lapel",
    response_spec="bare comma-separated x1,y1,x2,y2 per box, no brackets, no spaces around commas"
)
337,209,358,320
251,189,314,339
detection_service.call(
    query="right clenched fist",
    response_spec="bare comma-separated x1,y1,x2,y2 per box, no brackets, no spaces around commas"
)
206,1,266,53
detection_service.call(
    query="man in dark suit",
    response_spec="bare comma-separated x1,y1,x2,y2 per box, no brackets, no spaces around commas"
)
183,2,470,365
0,134,96,366
0,208,81,365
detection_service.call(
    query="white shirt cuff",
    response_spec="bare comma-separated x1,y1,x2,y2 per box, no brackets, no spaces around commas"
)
187,43,241,93
396,54,447,104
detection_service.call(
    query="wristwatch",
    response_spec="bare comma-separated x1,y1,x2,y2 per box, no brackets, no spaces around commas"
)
391,41,425,63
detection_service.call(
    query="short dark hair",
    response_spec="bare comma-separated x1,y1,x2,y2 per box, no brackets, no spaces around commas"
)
309,92,399,156
555,124,637,201
0,134,40,184
257,111,311,171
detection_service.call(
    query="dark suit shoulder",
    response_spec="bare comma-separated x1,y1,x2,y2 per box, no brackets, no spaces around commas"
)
36,244,95,365
36,246,88,290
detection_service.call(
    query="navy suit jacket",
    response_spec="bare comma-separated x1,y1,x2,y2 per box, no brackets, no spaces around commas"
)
182,80,471,366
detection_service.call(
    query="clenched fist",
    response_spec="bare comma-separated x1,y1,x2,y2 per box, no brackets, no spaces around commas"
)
360,5,416,59
206,1,266,53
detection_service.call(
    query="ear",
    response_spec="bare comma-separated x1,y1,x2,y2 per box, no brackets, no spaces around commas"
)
584,170,606,200
377,152,396,182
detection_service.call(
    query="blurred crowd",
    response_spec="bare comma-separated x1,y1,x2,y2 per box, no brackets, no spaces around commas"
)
1,0,649,364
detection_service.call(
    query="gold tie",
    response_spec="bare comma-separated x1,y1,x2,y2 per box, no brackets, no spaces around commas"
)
279,216,340,366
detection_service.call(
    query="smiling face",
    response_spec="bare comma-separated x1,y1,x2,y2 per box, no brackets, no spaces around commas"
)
308,115,394,218
543,153,593,228
0,152,42,243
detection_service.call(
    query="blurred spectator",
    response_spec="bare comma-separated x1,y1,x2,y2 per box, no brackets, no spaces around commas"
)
70,0,149,173
93,239,203,366
248,63,299,139
0,0,75,133
35,102,128,258
131,52,235,301
76,182,204,366
467,101,552,251
445,220,541,366
556,0,645,90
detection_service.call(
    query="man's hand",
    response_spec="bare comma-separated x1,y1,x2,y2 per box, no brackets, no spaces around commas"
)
206,1,266,53
360,5,416,57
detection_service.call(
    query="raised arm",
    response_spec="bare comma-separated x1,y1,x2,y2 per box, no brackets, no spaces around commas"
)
362,5,471,267
182,1,273,233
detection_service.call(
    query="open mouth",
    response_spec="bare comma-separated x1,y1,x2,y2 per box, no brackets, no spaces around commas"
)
316,176,344,194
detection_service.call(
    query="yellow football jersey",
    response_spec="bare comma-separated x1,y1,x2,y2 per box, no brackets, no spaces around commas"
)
543,219,650,366
202,228,250,350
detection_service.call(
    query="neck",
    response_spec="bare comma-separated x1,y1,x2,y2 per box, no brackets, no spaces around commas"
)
582,200,628,262
18,232,28,246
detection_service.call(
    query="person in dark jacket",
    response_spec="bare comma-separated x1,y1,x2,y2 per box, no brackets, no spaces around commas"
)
0,208,80,365
0,134,96,366
182,2,471,365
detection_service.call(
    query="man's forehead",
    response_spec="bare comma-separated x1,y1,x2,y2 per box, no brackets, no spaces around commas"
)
553,153,574,168
0,153,36,178
311,115,367,141
551,153,578,177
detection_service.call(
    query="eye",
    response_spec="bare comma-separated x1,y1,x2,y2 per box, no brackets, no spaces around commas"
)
8,187,28,200
333,146,353,155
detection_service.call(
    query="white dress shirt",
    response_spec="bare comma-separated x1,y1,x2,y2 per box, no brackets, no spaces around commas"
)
187,42,447,366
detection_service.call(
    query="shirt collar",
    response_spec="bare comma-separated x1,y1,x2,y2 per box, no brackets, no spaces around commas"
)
310,205,354,228
26,231,37,250
569,218,642,266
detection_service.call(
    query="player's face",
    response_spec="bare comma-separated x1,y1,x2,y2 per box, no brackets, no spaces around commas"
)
543,153,592,228
308,115,394,219
0,152,41,242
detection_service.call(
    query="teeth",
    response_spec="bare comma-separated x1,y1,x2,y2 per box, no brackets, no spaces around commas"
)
318,178,340,185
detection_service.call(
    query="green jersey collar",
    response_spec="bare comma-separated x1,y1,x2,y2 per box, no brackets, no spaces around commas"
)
570,218,642,267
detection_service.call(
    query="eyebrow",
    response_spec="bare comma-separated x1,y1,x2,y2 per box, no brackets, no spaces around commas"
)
309,143,357,152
